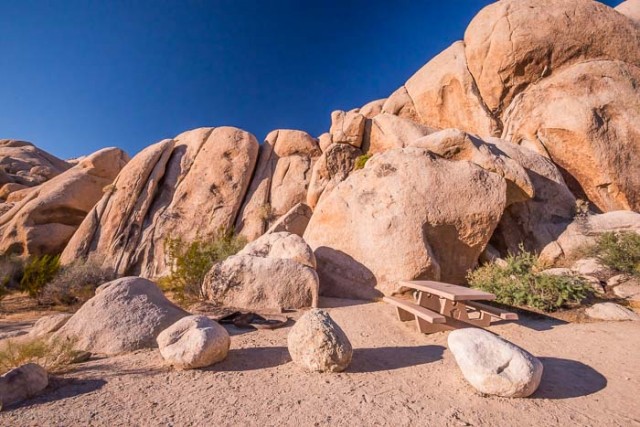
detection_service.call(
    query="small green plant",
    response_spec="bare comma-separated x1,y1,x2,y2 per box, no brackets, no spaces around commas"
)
468,247,592,312
19,255,60,299
589,232,640,277
160,229,246,302
0,336,80,375
354,153,372,170
41,258,116,306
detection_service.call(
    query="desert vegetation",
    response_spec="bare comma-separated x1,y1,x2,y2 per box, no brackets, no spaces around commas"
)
0,336,79,375
468,248,592,312
158,229,246,302
41,259,116,306
18,255,60,299
354,153,372,170
588,232,640,277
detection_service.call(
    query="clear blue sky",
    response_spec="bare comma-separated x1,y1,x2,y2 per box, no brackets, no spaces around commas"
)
0,0,620,159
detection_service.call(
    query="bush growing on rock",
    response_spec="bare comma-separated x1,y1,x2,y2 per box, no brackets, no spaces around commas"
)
159,229,246,302
588,232,640,277
19,255,60,299
353,153,372,170
41,258,117,306
468,248,591,312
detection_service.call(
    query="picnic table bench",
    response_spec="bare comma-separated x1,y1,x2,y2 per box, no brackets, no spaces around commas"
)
383,280,518,334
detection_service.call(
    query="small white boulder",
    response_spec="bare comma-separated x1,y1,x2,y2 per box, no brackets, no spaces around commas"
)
157,315,230,369
287,309,352,373
448,328,543,398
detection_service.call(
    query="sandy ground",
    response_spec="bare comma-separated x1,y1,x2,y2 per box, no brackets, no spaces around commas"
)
1,297,639,427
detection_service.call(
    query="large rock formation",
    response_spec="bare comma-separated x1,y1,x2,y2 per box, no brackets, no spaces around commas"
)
55,277,188,354
382,41,498,137
502,60,640,212
616,0,640,24
0,147,128,256
464,0,640,119
0,139,70,188
484,138,577,254
306,142,362,209
303,147,509,299
202,232,319,310
236,129,320,241
61,127,259,277
366,113,435,155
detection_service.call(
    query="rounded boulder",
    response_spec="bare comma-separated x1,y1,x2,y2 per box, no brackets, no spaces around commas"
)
287,309,352,373
448,328,543,398
157,315,230,369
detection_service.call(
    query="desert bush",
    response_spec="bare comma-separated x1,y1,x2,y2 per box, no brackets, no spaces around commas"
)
19,255,60,299
41,258,117,306
354,153,372,170
160,229,246,301
0,254,24,300
589,232,640,276
468,248,592,312
0,336,79,375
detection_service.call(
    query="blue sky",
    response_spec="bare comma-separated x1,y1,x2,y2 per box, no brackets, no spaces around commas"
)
0,0,620,159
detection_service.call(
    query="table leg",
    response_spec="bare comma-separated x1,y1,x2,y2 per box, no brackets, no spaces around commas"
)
395,306,414,322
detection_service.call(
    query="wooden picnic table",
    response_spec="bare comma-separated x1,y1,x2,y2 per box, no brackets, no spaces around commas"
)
383,280,518,334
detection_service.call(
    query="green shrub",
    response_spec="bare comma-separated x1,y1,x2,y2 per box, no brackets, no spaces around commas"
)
468,248,592,312
19,255,60,299
590,232,640,277
160,229,246,302
0,336,80,375
354,153,372,170
41,258,116,306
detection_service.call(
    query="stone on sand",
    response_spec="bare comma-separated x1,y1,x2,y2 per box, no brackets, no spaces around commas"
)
287,309,352,373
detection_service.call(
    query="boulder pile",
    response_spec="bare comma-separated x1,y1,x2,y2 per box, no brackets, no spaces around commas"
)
0,0,638,304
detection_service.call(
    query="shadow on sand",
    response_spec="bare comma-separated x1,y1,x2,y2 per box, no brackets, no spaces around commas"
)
533,357,607,399
211,346,291,372
7,377,108,411
347,345,445,373
510,308,570,332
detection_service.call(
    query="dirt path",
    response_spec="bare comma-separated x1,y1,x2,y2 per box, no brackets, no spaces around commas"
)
2,298,639,426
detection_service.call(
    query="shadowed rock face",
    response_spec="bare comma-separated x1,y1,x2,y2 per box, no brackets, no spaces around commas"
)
61,127,259,277
0,147,129,256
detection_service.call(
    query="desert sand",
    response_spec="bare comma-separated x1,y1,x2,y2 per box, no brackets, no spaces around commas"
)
1,298,638,426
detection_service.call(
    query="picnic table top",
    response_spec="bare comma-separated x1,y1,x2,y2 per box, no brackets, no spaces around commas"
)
399,280,496,302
